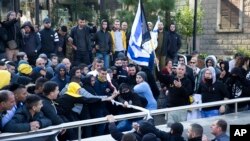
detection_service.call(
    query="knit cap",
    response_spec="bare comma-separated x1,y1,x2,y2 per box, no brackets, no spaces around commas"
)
18,64,32,75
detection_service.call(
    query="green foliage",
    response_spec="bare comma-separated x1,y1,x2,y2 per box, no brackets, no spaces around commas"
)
116,0,175,28
175,1,203,37
198,53,208,60
117,10,134,26
236,47,250,57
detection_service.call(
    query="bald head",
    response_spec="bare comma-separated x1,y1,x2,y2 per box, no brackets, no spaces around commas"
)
61,58,71,72
36,58,46,68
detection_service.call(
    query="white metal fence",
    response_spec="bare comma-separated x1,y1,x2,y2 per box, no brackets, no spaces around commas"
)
1,97,250,141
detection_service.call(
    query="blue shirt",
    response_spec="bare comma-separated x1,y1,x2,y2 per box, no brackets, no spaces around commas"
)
133,81,157,110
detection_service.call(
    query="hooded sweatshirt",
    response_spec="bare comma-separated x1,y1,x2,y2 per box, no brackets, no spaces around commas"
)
50,63,70,91
21,21,41,54
196,67,230,111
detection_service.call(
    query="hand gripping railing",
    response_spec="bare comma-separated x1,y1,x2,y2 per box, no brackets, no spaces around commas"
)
1,97,250,141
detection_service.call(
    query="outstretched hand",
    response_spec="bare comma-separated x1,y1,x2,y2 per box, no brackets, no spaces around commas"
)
106,115,116,123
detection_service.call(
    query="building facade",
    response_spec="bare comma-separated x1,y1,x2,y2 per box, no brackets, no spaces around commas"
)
177,0,250,57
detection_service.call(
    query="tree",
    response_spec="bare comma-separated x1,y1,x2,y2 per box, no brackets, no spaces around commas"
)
175,0,203,54
116,0,175,30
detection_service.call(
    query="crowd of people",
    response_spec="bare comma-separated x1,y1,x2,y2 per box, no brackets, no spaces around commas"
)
0,10,249,141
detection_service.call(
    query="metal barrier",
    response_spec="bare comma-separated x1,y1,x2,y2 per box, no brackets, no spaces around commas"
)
1,97,250,141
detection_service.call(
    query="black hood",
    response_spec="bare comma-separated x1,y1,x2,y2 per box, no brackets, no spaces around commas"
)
219,61,229,72
139,121,157,135
21,21,35,32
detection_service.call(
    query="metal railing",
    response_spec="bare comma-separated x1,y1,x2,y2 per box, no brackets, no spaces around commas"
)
1,97,250,141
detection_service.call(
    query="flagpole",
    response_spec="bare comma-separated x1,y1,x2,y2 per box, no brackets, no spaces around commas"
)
150,40,160,71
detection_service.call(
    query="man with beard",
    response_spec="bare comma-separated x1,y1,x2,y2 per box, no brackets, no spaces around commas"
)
163,23,182,65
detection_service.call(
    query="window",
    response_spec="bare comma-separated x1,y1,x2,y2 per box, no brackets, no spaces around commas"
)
217,0,243,32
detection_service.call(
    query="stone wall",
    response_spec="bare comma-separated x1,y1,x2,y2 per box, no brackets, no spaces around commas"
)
175,0,250,57
199,0,250,57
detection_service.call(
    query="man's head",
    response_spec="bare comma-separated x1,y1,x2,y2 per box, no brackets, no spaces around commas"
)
189,57,197,68
35,78,48,94
6,61,16,73
121,133,137,141
128,64,137,76
121,21,128,31
43,18,51,29
115,58,123,67
9,84,28,103
187,123,203,139
7,11,16,21
94,59,104,72
176,64,186,78
169,23,176,32
98,67,107,81
36,58,46,69
101,19,108,30
69,66,81,79
78,16,86,28
43,81,59,100
50,54,58,67
25,95,43,113
113,19,121,30
0,90,16,112
158,22,164,31
211,119,227,136
58,25,67,36
0,61,7,70
170,122,184,135
61,58,71,72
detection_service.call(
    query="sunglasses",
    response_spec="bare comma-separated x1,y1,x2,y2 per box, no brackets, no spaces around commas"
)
190,62,196,64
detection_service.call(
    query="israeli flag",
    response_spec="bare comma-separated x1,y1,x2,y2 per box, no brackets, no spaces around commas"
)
127,0,151,66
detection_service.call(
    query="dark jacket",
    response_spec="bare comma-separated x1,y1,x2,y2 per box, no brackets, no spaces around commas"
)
51,63,70,91
0,25,8,53
197,81,230,111
70,25,96,51
94,77,114,96
38,94,64,125
117,91,148,114
141,67,160,100
39,28,59,55
2,19,22,49
94,29,112,53
21,22,41,55
188,137,202,141
217,61,230,84
157,71,193,107
226,67,250,109
3,105,52,132
109,122,142,141
163,31,181,58
56,94,100,117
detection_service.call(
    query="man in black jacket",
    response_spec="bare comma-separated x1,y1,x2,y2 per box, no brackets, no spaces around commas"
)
157,63,193,126
2,11,22,61
39,18,59,58
163,23,181,65
94,19,112,69
68,16,96,66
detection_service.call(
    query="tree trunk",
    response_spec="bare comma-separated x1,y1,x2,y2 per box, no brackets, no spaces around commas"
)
165,10,171,28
